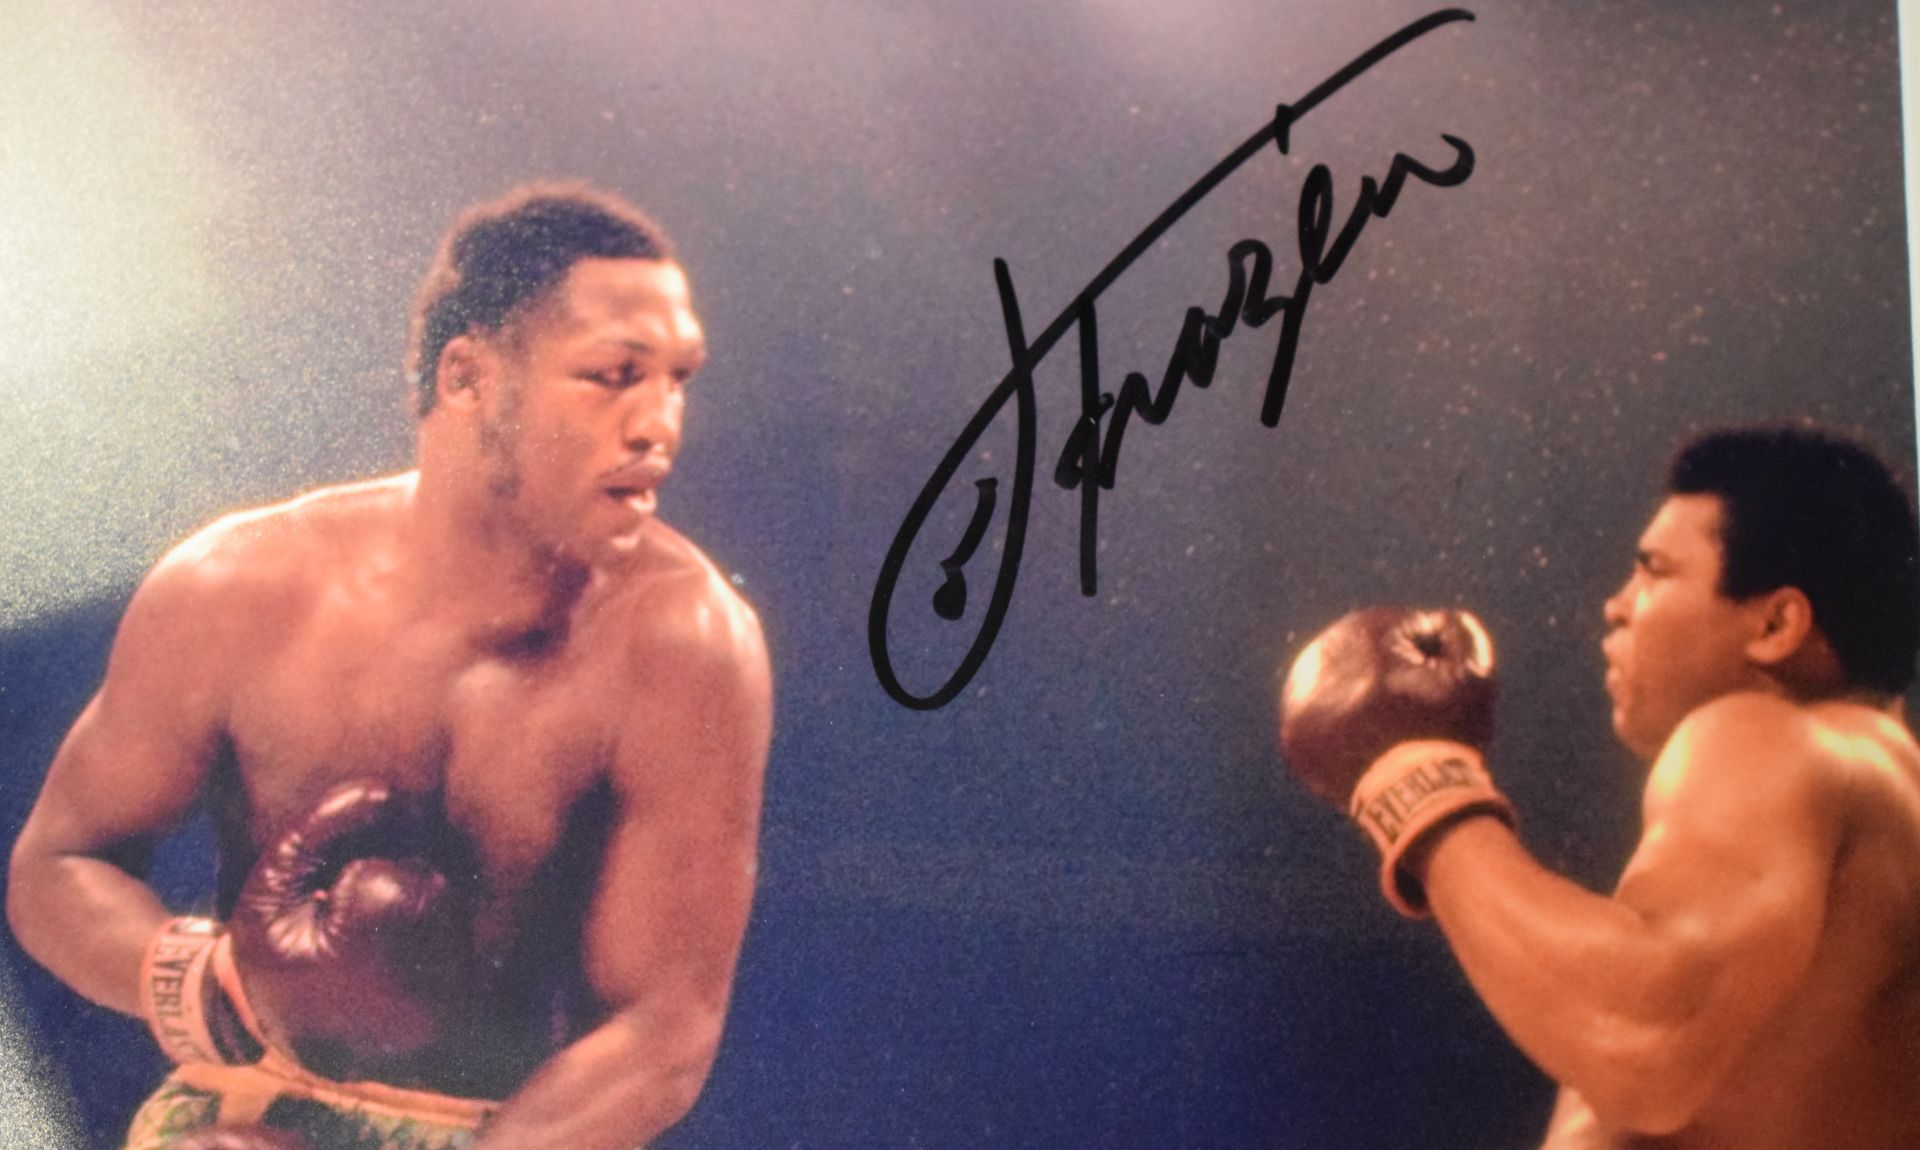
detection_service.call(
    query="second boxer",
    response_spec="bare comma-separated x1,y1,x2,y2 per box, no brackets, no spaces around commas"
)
1277,426,1920,1149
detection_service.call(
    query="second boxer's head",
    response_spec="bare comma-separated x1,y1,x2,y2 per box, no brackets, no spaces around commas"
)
1602,425,1919,758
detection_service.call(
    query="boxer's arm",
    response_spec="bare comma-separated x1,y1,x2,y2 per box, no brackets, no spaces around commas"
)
1413,693,1838,1135
471,583,771,1150
6,552,234,1014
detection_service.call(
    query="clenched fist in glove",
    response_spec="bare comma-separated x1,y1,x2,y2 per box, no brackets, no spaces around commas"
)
139,780,472,1079
230,780,473,1079
1278,607,1515,916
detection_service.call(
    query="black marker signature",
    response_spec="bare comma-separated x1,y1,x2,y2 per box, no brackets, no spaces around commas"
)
870,9,1477,710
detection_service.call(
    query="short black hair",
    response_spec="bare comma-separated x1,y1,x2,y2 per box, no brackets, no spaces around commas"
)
1668,424,1920,694
408,182,673,415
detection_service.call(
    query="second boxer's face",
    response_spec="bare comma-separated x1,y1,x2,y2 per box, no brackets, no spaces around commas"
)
1601,495,1768,759
480,257,705,564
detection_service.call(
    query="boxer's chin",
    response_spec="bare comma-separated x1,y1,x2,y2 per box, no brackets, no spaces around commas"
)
581,492,657,561
599,517,656,564
1605,675,1650,757
1610,707,1662,762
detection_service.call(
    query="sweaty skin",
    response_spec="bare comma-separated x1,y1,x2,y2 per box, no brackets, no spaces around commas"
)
7,257,772,1150
1411,496,1920,1150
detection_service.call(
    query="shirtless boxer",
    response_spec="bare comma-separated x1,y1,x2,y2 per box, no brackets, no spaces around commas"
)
7,184,772,1149
1277,426,1920,1148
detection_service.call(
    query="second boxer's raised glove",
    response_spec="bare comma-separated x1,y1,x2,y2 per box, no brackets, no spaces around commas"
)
1278,607,1514,916
230,779,471,1079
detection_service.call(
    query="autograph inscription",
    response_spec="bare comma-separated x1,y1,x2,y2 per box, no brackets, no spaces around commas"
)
870,9,1477,710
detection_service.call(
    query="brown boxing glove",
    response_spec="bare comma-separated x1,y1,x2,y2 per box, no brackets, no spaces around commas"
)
229,780,473,1080
1278,607,1515,916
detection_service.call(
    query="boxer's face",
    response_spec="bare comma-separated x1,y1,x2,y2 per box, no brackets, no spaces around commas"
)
479,257,705,565
1601,494,1769,759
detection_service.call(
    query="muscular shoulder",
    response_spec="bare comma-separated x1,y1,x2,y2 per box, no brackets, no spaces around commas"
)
130,476,409,647
1666,692,1818,750
600,524,773,782
613,522,766,673
1645,692,1876,829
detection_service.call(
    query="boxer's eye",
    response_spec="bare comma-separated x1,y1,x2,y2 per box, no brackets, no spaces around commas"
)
587,364,642,389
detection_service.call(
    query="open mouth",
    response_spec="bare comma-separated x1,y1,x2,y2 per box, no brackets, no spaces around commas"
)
608,487,657,516
602,458,672,519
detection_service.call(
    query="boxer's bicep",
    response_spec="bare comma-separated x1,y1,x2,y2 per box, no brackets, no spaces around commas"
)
1598,696,1841,1115
27,558,233,860
587,592,770,1046
1619,696,1838,989
7,554,241,1013
479,595,769,1146
1423,695,1840,1133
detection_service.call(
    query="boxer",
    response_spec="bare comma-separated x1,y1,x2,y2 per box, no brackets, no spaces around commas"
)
1278,426,1920,1148
8,184,772,1149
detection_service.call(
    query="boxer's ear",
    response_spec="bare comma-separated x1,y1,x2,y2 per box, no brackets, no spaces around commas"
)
1743,586,1814,667
435,335,491,411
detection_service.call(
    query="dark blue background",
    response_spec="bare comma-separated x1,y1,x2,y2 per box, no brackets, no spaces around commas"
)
2,1,1912,1146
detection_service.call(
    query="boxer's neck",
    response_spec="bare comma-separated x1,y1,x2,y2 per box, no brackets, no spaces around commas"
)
401,468,594,649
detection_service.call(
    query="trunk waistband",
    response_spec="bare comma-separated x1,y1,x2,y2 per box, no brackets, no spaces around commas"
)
171,1050,497,1131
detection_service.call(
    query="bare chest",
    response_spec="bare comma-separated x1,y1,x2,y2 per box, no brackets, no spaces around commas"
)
224,609,617,893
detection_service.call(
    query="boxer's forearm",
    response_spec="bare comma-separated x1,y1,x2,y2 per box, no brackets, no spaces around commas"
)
1416,818,1726,1134
6,844,171,1015
471,1005,720,1150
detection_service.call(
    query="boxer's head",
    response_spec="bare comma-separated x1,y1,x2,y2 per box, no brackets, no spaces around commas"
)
412,185,705,564
1603,425,1919,757
409,183,675,417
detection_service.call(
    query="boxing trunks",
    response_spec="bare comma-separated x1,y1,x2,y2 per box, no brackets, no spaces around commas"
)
122,1047,495,1150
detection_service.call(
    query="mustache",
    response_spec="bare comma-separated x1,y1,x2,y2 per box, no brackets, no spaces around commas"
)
601,454,673,489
